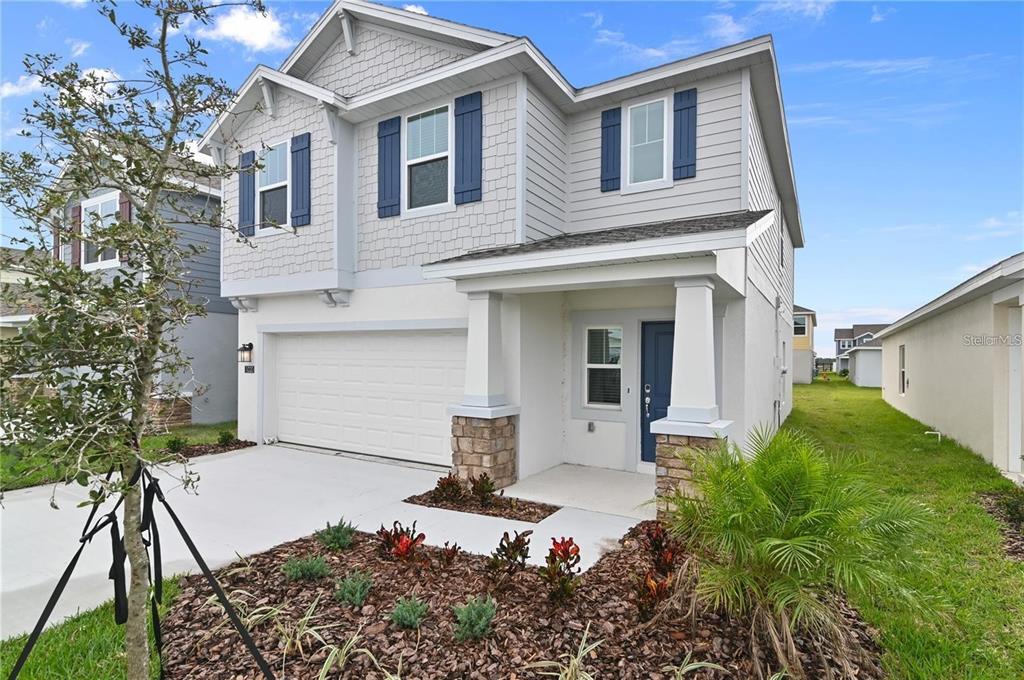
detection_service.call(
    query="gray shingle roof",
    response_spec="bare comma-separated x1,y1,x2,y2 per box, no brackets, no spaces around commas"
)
429,210,772,265
793,304,815,314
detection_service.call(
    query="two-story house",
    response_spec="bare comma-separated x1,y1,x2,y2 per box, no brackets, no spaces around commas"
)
52,176,238,426
834,323,887,386
201,1,803,506
792,304,816,383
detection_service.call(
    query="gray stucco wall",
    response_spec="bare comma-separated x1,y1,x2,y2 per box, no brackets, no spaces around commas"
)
171,311,238,424
355,79,519,271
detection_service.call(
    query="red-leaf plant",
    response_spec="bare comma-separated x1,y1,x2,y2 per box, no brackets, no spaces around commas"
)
440,541,461,567
642,522,677,576
376,521,426,561
431,472,466,504
636,569,674,622
487,529,532,585
542,536,582,602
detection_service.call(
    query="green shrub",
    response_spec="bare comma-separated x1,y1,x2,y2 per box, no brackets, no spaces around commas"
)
217,430,235,446
281,555,330,581
667,427,927,674
431,472,466,503
335,571,373,607
838,368,849,377
453,595,496,641
316,518,357,551
997,487,1024,526
390,596,428,629
470,473,496,505
166,435,188,453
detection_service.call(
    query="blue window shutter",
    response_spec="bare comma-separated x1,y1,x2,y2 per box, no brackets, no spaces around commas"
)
238,150,255,236
454,91,482,204
600,108,621,192
673,89,697,180
290,132,311,227
377,117,400,218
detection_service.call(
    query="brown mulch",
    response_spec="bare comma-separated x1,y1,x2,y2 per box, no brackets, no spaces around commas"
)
173,440,256,461
404,489,560,523
161,521,884,679
978,492,1024,561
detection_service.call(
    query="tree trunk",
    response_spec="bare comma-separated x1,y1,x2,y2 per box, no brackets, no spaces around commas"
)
122,457,152,680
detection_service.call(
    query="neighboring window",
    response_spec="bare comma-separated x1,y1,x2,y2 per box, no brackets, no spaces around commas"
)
794,316,807,336
839,339,853,349
899,344,907,394
627,99,666,185
406,106,450,210
258,142,288,230
81,191,119,269
585,327,622,407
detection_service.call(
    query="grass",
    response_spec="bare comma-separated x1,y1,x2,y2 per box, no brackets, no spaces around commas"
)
0,580,179,679
0,421,237,492
787,379,1024,679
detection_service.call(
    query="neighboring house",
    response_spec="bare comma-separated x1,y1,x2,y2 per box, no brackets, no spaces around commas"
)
815,356,835,373
792,304,815,383
877,252,1024,483
202,1,803,506
846,339,882,387
834,323,888,373
52,179,238,425
0,247,38,339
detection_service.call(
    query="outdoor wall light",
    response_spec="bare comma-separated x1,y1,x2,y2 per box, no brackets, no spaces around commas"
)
237,342,254,364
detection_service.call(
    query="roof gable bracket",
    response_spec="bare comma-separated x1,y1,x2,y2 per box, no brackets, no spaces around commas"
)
258,77,276,118
339,10,356,55
320,103,343,144
208,141,227,166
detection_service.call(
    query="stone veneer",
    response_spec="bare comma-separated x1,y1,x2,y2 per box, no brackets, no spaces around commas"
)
451,415,517,488
654,434,718,518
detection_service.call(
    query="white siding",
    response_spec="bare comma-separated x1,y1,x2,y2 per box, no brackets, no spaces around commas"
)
524,80,567,241
221,90,335,283
355,80,519,271
306,25,469,97
563,71,744,233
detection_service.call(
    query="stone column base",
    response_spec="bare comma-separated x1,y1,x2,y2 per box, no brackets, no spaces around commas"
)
451,415,518,488
655,434,718,519
147,395,192,429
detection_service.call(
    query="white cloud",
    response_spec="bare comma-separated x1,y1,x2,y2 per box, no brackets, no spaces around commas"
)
56,0,89,6
757,0,836,21
402,4,428,16
67,39,91,58
3,126,30,139
594,29,699,64
35,17,54,33
582,11,604,29
80,67,121,105
195,6,295,52
0,75,44,98
705,14,749,43
790,57,934,76
964,211,1023,241
870,5,894,23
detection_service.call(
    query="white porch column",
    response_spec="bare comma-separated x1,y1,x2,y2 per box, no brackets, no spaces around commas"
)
666,278,719,423
462,291,506,407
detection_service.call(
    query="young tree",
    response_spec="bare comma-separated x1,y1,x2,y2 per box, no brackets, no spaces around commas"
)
0,2,262,677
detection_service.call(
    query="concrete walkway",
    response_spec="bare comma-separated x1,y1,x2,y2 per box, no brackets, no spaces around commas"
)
1,445,639,638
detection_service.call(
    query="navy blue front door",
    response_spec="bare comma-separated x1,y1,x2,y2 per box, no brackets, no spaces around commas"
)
640,321,674,463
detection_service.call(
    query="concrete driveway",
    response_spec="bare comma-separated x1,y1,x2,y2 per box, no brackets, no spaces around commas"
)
1,445,638,638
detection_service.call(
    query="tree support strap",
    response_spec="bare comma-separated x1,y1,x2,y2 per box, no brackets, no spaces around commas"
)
7,467,275,680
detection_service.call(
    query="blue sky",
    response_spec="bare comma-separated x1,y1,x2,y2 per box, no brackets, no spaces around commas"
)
1,0,1022,355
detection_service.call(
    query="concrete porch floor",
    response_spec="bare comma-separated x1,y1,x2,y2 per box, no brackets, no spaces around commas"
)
505,464,657,521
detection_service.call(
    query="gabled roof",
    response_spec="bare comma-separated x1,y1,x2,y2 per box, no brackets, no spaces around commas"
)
794,304,815,314
877,252,1024,339
834,324,887,341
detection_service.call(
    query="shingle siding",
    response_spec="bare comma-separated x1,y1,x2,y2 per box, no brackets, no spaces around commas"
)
221,89,335,283
306,25,470,97
356,80,519,271
563,71,744,233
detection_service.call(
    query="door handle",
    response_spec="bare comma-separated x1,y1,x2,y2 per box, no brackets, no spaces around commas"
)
643,384,652,419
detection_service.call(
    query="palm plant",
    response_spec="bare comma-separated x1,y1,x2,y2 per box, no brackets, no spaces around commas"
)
525,622,603,680
666,427,927,678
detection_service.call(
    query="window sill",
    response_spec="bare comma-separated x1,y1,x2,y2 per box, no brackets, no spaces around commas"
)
252,225,295,239
620,177,673,196
402,202,456,220
82,260,120,272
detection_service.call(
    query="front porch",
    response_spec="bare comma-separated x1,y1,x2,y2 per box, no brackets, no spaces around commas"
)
504,464,657,520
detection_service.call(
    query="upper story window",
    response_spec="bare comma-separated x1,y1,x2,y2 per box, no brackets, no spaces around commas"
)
624,97,670,191
257,142,288,232
81,191,119,271
839,339,853,350
405,105,451,211
794,316,807,336
586,327,622,407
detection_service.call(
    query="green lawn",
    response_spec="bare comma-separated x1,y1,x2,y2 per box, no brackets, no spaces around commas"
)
0,581,179,680
787,379,1024,679
1,421,237,492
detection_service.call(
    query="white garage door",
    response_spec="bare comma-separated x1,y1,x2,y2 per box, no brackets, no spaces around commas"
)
274,330,466,465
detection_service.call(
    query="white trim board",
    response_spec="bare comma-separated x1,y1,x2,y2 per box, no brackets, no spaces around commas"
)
255,317,468,334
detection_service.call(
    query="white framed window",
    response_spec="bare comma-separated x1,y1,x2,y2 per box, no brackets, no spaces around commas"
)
794,315,807,336
80,190,120,271
898,344,907,395
622,95,671,193
585,326,622,407
256,141,289,235
839,339,853,350
402,104,454,216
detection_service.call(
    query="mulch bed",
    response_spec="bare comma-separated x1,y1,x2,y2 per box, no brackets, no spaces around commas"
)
978,492,1024,561
404,489,560,523
161,522,883,679
170,440,257,461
